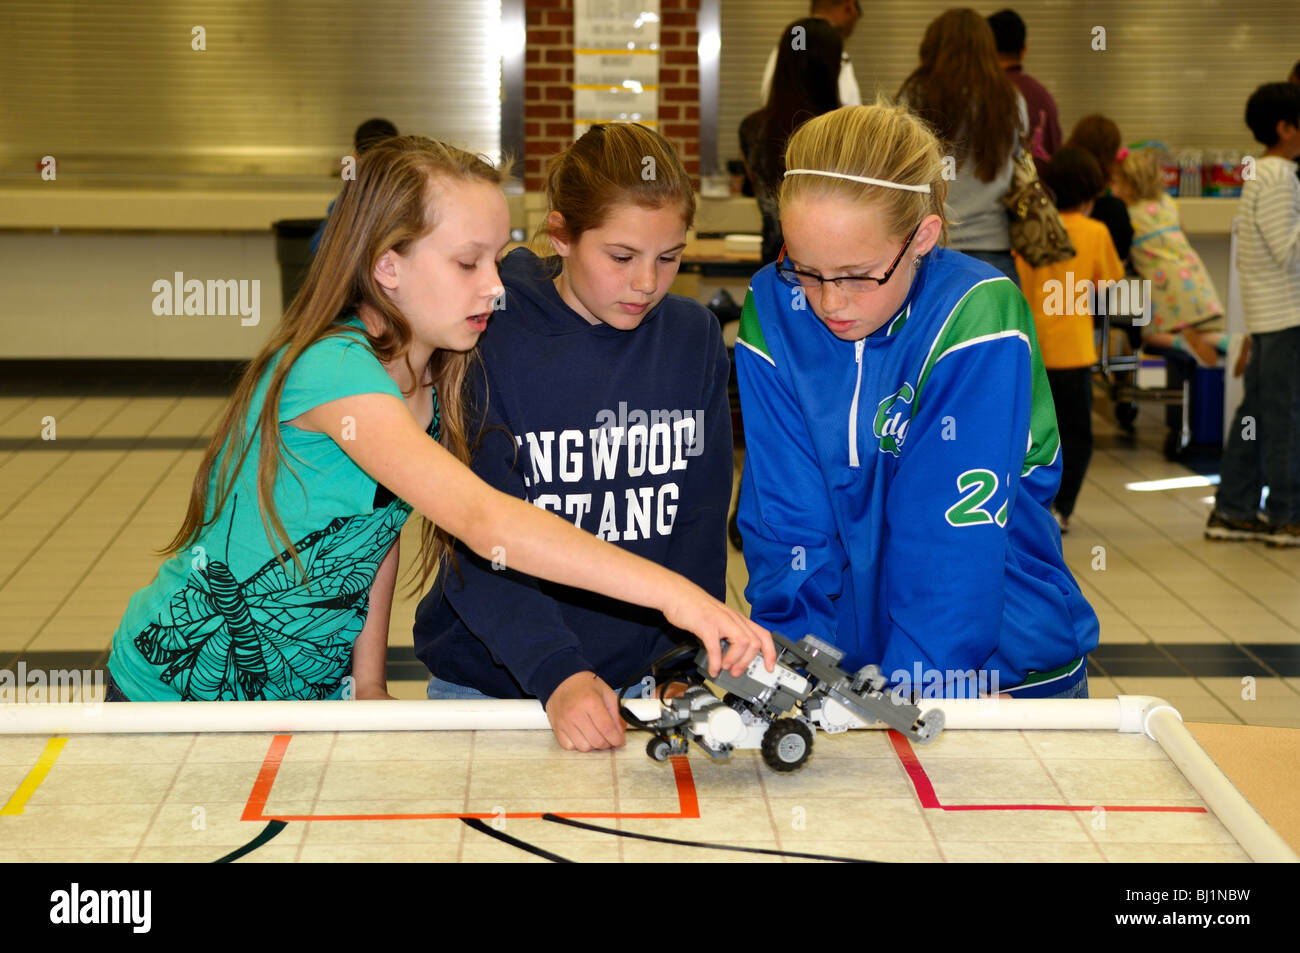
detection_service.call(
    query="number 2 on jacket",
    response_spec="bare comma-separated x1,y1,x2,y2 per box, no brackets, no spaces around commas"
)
944,468,1008,528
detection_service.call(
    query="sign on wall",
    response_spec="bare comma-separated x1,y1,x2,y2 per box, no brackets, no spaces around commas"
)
573,1,661,138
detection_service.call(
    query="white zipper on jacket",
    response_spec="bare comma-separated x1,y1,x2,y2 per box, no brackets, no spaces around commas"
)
848,338,865,468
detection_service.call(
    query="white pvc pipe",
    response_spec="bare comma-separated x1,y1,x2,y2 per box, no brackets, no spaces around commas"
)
1142,704,1299,863
1,696,1139,735
0,695,1215,735
902,697,1151,732
0,699,662,735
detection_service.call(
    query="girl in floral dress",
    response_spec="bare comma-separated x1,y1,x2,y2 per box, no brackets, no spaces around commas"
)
1113,149,1228,366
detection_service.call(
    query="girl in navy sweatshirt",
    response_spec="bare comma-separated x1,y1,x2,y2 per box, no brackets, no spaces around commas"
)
413,124,735,751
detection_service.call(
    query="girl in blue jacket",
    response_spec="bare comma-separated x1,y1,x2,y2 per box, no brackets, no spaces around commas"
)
735,103,1098,700
413,124,738,750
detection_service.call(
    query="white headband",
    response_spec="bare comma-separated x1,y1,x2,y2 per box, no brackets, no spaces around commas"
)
784,169,932,194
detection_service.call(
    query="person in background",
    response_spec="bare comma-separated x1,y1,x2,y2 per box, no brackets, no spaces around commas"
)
735,19,844,552
1289,60,1299,179
741,18,842,265
1015,147,1124,534
1064,114,1132,263
1207,82,1300,547
1113,147,1233,460
899,7,1027,284
758,0,861,107
309,118,400,256
1062,115,1144,434
1112,148,1226,366
987,8,1061,175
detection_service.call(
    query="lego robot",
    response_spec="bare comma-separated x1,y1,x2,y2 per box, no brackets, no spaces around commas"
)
637,633,944,772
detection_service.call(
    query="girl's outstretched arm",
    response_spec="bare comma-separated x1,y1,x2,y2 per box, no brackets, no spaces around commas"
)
351,539,399,700
293,392,775,677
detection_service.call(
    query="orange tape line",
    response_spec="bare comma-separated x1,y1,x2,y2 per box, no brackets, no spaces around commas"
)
242,736,700,822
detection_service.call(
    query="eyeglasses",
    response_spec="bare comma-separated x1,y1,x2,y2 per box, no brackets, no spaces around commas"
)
775,221,921,293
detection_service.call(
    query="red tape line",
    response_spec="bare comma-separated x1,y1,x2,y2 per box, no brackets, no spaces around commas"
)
241,737,700,822
887,729,1206,813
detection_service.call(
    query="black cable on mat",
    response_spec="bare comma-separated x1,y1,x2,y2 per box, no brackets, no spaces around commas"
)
541,813,879,863
461,817,574,863
213,819,289,863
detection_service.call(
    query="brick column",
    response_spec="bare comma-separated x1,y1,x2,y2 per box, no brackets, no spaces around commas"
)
659,0,701,181
522,0,701,191
523,0,573,190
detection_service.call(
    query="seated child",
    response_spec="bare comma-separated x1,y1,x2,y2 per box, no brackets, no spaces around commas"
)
1016,147,1125,533
1112,148,1228,366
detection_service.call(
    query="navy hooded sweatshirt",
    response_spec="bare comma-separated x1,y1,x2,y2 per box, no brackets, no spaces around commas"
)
411,247,733,703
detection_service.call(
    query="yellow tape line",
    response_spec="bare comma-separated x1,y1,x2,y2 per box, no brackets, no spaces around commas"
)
0,737,67,816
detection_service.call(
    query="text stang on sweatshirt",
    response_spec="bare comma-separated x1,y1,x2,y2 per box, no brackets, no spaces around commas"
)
533,484,679,542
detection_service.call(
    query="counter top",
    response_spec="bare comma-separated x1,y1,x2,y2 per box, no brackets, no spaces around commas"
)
1175,196,1240,234
0,186,1241,236
0,185,340,232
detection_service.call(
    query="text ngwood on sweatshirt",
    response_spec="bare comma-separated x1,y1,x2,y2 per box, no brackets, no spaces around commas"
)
412,248,733,702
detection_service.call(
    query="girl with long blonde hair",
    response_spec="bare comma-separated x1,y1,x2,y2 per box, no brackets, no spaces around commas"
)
735,103,1097,700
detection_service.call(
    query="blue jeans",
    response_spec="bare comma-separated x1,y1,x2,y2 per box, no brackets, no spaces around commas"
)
1038,671,1089,699
425,675,654,701
960,249,1021,287
1216,326,1300,525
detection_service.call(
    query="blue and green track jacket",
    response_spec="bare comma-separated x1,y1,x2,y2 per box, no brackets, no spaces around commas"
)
735,248,1099,697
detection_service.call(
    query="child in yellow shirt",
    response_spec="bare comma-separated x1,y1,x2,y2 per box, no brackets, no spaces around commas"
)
1016,146,1124,532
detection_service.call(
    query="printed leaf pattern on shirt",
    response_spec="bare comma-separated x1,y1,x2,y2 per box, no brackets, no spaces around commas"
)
133,502,407,700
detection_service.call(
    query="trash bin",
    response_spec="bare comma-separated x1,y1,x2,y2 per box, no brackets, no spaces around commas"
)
272,218,326,312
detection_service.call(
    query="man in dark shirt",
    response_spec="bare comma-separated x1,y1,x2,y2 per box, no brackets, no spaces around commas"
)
988,9,1061,175
309,118,399,256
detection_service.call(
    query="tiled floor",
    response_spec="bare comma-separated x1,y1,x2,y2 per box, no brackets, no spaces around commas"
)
0,369,1297,727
